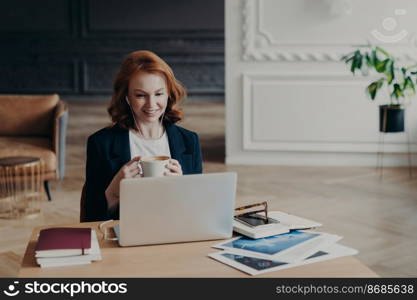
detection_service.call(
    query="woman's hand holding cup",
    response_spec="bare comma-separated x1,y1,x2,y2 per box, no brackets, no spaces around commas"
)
105,156,142,210
164,159,182,176
120,156,143,179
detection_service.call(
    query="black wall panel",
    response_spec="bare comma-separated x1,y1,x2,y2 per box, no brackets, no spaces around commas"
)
0,0,224,99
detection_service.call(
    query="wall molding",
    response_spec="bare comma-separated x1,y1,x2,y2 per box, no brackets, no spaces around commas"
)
241,0,417,62
226,152,417,167
242,72,417,153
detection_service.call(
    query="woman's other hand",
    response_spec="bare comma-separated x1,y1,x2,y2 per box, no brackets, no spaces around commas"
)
119,156,143,179
164,159,183,176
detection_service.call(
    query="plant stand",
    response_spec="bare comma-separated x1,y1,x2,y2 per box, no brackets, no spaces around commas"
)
376,128,413,180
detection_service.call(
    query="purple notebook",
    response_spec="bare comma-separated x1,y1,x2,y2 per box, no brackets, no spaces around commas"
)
35,228,91,254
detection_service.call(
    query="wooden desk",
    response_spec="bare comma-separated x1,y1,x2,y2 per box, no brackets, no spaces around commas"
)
19,222,378,278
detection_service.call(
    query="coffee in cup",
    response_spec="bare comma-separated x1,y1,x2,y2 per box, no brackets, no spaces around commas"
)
139,156,170,177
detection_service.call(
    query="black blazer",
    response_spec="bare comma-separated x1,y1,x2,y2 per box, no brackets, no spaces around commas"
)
84,122,203,221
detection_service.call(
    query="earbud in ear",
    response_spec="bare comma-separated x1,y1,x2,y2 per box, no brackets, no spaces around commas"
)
125,96,130,106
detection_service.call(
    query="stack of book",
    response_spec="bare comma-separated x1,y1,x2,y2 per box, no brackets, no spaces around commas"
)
35,227,102,268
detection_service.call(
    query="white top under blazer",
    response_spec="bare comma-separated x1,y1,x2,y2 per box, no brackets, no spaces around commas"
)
129,130,171,159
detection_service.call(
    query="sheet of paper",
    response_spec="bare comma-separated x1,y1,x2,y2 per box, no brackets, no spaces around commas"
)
212,230,341,261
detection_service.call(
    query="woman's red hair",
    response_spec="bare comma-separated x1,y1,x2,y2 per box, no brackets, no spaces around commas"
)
108,50,186,129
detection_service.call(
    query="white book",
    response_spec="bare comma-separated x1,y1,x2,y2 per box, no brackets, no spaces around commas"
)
36,248,92,258
39,261,92,268
233,211,322,239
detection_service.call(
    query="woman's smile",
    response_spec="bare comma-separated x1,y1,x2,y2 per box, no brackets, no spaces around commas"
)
142,109,160,117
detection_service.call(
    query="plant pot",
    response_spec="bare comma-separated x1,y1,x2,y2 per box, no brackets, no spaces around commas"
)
379,105,405,133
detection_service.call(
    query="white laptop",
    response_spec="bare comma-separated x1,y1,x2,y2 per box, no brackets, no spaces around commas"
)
114,172,237,246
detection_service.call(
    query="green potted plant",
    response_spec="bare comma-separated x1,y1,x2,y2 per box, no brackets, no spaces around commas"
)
342,45,417,132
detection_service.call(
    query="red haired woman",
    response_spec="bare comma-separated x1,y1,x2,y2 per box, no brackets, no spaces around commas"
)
84,50,203,221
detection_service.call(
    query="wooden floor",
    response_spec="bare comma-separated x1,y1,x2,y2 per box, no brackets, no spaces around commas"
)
1,99,416,277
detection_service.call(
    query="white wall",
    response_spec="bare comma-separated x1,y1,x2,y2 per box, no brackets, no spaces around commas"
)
226,0,417,166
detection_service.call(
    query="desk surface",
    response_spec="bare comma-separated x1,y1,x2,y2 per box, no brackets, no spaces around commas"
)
19,222,378,278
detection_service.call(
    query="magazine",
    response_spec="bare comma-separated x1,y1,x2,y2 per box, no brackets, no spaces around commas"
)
212,230,341,262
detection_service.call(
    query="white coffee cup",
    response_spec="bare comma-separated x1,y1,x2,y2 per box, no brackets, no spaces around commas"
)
139,156,170,177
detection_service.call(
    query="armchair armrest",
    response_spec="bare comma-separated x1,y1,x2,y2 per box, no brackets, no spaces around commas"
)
52,100,69,179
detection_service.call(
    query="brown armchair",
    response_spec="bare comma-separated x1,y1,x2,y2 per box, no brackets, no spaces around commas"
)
0,94,68,200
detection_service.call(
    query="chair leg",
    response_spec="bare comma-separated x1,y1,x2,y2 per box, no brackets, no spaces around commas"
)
44,181,52,201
